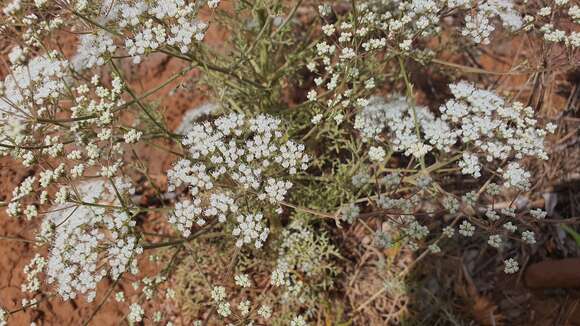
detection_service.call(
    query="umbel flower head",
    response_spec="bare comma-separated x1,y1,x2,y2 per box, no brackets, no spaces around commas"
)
167,113,309,247
0,53,67,123
70,0,210,68
41,178,140,302
355,81,554,190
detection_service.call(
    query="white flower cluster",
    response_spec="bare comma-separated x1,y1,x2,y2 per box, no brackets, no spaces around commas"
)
128,303,144,323
533,2,580,48
308,0,522,123
232,213,270,248
356,81,553,189
234,274,252,288
504,258,519,274
211,286,231,317
360,0,521,47
340,204,360,224
307,5,387,121
72,31,116,69
0,53,67,124
72,0,210,66
291,315,308,326
441,81,553,188
368,146,386,162
354,96,453,157
22,254,46,294
4,2,66,48
167,113,309,246
459,220,476,237
42,179,141,302
460,0,523,44
402,219,430,244
0,56,130,190
500,162,532,190
270,260,290,287
3,74,138,239
207,273,307,323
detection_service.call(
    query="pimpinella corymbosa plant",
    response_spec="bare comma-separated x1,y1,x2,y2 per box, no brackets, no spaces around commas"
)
0,0,577,324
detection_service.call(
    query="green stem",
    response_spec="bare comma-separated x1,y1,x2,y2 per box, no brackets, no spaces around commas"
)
110,60,179,140
398,56,426,170
142,223,218,250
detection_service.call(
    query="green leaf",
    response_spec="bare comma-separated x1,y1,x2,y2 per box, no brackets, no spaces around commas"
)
561,224,580,246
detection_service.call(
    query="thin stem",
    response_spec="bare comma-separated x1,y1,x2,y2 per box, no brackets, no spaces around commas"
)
271,0,303,37
36,65,193,124
0,235,42,244
109,60,179,140
82,274,121,326
398,56,425,170
141,223,217,250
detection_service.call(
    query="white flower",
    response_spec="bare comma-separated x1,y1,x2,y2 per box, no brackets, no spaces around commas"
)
459,153,481,178
211,286,227,302
232,213,270,249
503,222,517,233
355,97,453,155
257,305,272,319
3,0,21,16
458,221,475,237
311,114,323,124
368,146,386,162
439,82,551,180
405,220,429,240
504,258,519,274
24,204,37,220
34,0,47,7
521,230,536,244
0,55,67,122
442,226,455,238
428,244,441,253
291,315,308,326
153,311,163,323
270,263,288,287
488,234,503,248
44,179,139,301
502,162,531,190
234,274,252,288
399,39,413,51
462,11,495,44
100,162,121,177
538,7,551,16
8,46,26,65
408,143,433,158
0,307,6,326
485,209,500,221
124,129,143,144
570,5,580,22
208,0,221,8
341,204,360,223
128,303,144,323
72,31,116,70
530,209,547,220
307,89,317,101
238,300,250,316
322,24,335,36
168,113,308,239
217,302,231,317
